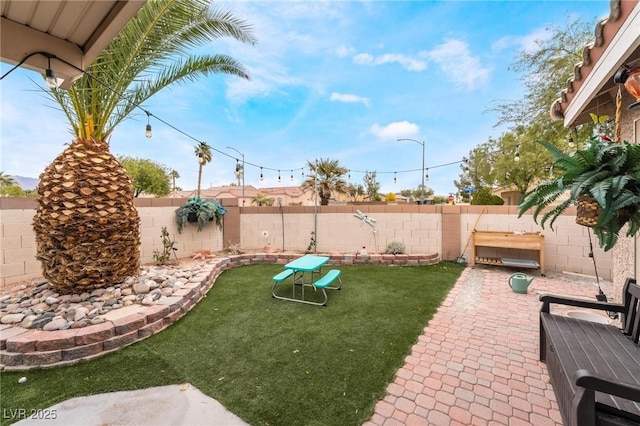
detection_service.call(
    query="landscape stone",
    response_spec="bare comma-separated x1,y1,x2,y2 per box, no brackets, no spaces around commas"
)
0,262,213,330
133,281,150,295
43,317,68,331
1,313,25,324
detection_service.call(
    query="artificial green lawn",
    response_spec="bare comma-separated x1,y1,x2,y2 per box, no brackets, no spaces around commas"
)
1,262,464,426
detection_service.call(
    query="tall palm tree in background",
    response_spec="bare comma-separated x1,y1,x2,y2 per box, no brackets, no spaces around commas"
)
302,158,348,206
35,0,256,294
194,141,213,197
169,169,180,192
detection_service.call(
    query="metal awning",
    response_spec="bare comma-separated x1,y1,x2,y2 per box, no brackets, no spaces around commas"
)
1,0,145,89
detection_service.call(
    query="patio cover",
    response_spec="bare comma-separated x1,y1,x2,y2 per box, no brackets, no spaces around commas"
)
1,0,145,89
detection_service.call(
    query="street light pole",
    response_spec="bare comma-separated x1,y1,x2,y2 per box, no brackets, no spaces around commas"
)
397,138,425,204
226,146,245,208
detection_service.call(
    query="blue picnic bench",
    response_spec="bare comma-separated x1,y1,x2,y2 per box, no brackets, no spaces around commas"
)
271,255,342,306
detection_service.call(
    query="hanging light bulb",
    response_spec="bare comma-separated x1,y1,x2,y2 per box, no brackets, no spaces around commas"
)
260,167,264,181
144,111,152,138
614,66,640,110
45,56,57,88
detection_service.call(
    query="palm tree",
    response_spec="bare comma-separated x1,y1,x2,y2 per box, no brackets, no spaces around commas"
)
34,0,256,294
195,141,213,197
252,192,275,206
0,172,17,187
169,169,180,192
302,158,348,205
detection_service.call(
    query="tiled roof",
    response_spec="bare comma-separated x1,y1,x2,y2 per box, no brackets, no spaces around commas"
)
550,0,640,125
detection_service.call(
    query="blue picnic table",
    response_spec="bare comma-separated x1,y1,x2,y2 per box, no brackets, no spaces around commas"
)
271,255,341,306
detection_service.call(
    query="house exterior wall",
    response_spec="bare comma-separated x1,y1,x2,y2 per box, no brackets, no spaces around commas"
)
612,107,640,296
1,197,614,287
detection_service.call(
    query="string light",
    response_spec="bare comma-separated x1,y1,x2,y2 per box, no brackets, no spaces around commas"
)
3,52,471,187
45,56,57,88
144,110,152,138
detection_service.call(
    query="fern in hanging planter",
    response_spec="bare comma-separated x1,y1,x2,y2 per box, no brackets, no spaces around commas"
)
518,135,640,251
175,197,226,234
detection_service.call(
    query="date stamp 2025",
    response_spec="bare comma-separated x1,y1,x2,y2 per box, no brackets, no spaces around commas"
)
2,409,57,420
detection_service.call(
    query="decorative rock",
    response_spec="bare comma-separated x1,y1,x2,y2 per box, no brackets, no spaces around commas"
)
31,302,49,314
20,314,38,329
1,313,25,324
44,296,59,305
43,317,68,331
74,307,89,321
30,317,53,329
0,260,214,330
133,281,150,295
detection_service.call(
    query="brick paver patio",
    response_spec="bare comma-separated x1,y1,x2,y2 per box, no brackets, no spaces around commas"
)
365,265,615,426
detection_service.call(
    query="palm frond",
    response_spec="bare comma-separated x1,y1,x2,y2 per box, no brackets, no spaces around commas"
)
42,0,256,140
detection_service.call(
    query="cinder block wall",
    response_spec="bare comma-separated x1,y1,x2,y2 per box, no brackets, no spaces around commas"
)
0,199,41,285
1,198,614,287
0,198,225,286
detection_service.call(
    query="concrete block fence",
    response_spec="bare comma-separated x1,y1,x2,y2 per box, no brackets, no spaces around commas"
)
1,197,613,287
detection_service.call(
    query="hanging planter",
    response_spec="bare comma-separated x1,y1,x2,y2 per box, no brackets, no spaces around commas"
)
518,135,640,251
575,195,600,227
175,197,226,234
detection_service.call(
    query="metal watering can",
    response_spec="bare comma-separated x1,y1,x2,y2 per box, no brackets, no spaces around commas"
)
508,273,535,294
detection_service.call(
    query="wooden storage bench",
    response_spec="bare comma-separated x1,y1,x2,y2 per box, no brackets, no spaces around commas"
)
471,230,545,275
539,278,640,426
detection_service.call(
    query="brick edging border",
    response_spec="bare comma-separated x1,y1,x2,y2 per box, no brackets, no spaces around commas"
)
0,252,439,371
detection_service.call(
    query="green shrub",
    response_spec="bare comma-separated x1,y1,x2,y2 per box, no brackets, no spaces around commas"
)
385,241,406,254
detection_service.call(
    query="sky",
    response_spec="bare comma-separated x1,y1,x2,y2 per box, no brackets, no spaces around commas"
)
0,0,610,197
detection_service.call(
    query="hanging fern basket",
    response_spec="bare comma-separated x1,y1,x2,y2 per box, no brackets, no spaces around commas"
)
576,195,600,227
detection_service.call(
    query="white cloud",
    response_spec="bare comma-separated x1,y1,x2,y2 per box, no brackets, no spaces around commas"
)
369,121,420,140
492,28,551,54
422,39,490,90
329,92,370,107
336,45,355,58
353,52,426,72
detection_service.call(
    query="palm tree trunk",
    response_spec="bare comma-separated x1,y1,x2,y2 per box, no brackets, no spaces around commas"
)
197,163,203,197
33,138,140,294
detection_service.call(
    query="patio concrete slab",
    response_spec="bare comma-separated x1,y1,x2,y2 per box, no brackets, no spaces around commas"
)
13,383,248,426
